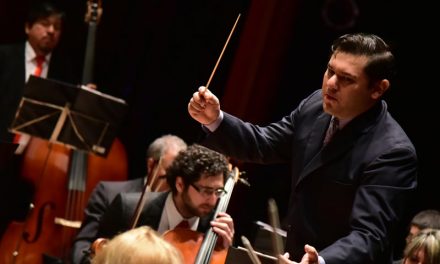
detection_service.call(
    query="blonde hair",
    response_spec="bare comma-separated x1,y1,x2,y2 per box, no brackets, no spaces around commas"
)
403,229,440,264
92,226,183,264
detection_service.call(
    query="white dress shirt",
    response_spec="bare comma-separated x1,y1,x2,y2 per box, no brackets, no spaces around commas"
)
157,192,199,234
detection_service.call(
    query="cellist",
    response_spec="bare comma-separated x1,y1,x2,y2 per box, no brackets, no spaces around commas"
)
88,144,235,264
71,134,187,264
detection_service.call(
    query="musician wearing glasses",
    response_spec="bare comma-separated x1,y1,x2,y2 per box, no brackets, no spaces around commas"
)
88,144,234,263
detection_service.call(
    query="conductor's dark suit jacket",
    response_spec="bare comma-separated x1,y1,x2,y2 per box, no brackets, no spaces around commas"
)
201,90,417,264
71,178,144,264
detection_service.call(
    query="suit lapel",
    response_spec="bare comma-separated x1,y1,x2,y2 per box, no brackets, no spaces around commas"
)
139,192,168,229
296,102,384,186
302,112,329,165
297,125,354,186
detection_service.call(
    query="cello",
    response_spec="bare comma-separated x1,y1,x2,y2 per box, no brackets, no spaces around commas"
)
0,1,128,263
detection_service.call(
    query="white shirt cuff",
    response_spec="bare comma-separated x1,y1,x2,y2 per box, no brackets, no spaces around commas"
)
203,111,224,132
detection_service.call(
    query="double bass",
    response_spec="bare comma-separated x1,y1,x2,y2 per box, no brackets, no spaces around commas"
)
0,1,128,263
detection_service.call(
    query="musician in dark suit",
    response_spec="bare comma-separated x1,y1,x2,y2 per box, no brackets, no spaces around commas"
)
71,134,187,264
86,144,235,264
0,0,77,238
0,1,77,143
188,33,418,264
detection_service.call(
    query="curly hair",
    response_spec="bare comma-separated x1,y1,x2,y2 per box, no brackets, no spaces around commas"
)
166,144,229,193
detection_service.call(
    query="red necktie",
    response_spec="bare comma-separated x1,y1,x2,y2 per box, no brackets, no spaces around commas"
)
33,55,45,77
175,220,189,229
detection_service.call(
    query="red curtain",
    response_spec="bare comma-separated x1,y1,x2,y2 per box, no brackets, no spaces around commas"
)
222,0,299,123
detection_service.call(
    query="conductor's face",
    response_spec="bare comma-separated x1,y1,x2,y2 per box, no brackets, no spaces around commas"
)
25,14,62,55
321,52,377,120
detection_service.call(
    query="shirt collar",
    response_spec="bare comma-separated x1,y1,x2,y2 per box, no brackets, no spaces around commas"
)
25,41,51,63
164,193,199,231
333,116,352,130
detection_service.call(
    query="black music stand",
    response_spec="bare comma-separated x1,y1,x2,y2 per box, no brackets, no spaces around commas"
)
9,75,127,157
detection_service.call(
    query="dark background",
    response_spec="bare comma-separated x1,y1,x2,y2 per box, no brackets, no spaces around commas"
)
1,0,438,258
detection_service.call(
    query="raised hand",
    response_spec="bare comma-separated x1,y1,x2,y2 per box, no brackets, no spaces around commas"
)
188,86,221,125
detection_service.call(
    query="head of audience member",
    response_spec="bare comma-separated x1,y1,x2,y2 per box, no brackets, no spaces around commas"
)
406,210,440,245
25,1,65,56
145,134,187,191
402,229,440,264
91,226,183,264
166,144,229,218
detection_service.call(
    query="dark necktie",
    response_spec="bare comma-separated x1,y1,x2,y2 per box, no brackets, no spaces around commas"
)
323,117,339,146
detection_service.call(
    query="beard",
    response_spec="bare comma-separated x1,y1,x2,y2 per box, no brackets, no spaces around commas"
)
182,190,214,217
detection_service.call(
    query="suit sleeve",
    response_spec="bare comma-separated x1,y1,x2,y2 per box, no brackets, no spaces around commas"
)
201,90,321,163
71,183,110,264
97,192,132,239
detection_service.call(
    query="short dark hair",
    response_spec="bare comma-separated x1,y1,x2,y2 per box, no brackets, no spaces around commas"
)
411,210,440,230
26,1,65,26
166,144,229,193
330,33,396,85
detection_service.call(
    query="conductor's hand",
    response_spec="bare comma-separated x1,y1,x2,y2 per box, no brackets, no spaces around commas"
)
278,244,319,264
188,86,221,125
211,212,234,249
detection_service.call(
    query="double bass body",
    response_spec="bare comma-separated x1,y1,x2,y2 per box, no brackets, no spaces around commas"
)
0,137,128,263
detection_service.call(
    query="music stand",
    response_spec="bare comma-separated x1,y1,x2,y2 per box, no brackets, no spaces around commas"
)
9,75,127,157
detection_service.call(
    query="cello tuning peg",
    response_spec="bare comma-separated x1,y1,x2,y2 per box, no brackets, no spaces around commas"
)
238,177,251,187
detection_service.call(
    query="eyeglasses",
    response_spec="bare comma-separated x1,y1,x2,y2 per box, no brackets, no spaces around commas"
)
190,183,227,198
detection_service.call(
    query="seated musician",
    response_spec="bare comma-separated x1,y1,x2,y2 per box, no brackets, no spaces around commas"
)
71,134,187,264
88,144,234,263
